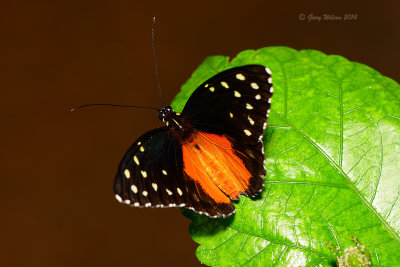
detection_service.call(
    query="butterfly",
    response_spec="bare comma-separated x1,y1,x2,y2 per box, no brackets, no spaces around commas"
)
114,65,273,218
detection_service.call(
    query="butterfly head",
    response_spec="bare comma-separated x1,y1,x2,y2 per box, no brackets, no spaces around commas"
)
158,106,175,123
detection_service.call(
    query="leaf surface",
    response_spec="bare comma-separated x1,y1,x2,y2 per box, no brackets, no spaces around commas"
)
171,47,400,266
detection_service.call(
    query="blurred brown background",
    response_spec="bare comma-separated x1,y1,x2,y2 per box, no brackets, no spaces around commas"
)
0,0,398,266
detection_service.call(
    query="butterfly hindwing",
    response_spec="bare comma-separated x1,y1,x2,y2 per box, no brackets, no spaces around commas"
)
114,127,235,217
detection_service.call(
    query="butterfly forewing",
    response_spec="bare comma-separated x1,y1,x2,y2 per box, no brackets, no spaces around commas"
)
182,65,272,146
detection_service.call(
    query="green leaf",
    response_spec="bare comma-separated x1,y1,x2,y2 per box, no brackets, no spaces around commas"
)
171,47,400,266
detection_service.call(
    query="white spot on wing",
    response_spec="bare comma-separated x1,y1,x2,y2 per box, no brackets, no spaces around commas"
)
209,87,215,92
246,103,253,110
255,94,261,100
265,67,272,75
268,77,272,84
131,185,138,193
162,170,167,175
248,116,255,125
152,183,158,191
221,81,229,88
140,146,145,152
124,169,130,179
166,189,173,195
268,98,272,104
205,84,208,88
177,188,183,196
124,199,130,204
236,73,245,80
115,194,122,203
234,91,241,98
133,155,140,165
142,191,148,196
137,142,141,145
141,170,147,178
244,129,252,136
229,112,233,118
134,202,140,207
145,203,151,207
270,86,274,93
251,82,259,89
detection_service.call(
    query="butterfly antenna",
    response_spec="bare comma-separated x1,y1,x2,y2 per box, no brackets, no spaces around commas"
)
152,17,165,106
72,19,165,113
70,103,158,112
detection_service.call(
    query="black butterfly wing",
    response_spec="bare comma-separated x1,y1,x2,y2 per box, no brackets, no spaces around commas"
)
114,127,235,217
114,65,272,217
181,65,273,195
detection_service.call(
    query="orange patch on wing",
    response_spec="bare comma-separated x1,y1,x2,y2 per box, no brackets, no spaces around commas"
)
182,132,252,202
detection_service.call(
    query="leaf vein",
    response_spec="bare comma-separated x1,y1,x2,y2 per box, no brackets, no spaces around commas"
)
228,226,330,259
272,111,400,244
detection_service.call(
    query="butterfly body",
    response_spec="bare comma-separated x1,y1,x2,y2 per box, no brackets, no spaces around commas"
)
114,65,273,217
158,106,195,142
